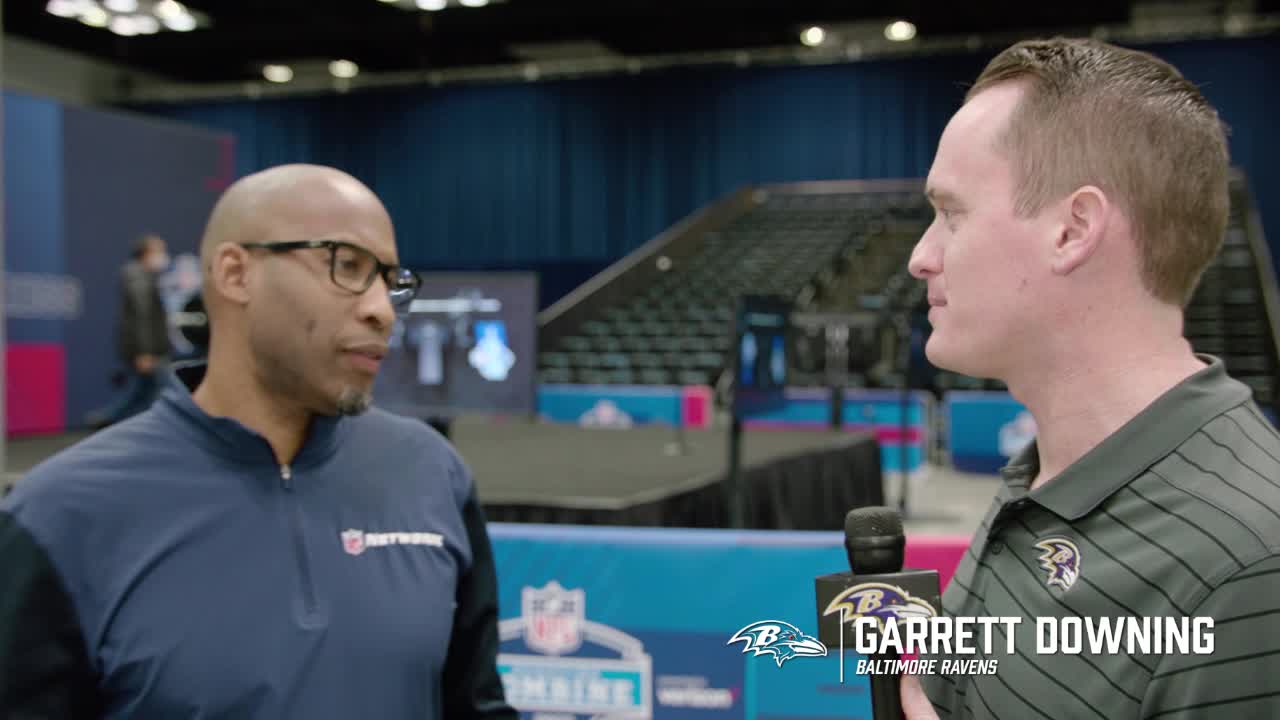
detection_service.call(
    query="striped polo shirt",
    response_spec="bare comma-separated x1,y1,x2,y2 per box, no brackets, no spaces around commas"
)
922,356,1280,719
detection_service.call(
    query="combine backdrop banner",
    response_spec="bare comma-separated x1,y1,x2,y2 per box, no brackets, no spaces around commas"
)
489,523,968,720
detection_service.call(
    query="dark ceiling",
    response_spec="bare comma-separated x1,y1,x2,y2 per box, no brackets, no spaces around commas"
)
5,0,1278,84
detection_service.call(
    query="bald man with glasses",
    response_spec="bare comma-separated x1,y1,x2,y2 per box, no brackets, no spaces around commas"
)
0,164,517,720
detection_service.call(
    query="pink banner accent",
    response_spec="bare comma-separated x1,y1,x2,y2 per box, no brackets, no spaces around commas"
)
905,534,972,592
843,423,923,444
6,343,66,436
680,385,713,429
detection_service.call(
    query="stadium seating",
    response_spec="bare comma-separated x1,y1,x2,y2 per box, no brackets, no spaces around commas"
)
537,174,1278,415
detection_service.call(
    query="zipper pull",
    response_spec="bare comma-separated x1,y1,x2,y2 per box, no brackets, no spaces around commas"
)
280,464,293,490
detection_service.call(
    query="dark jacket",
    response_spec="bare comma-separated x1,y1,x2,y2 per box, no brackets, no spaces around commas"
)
0,364,517,720
117,260,171,363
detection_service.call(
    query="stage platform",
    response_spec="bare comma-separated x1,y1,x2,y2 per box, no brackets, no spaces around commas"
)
450,420,883,529
4,420,883,530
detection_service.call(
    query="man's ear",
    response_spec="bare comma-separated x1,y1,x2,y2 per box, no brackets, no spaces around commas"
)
1050,186,1109,276
208,243,253,306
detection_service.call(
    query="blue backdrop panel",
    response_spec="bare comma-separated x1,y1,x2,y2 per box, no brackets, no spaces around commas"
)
4,92,66,346
944,391,1034,474
538,384,684,426
59,106,229,424
490,524,867,720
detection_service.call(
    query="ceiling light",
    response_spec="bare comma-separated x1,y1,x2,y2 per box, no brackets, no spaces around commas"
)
329,59,359,79
154,0,184,19
162,10,197,31
459,0,489,6
46,0,85,18
416,0,447,8
134,15,160,33
109,16,139,35
885,20,917,42
263,64,294,83
104,0,137,11
800,26,825,47
79,5,110,27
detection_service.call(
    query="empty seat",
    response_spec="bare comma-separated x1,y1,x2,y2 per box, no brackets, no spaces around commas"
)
539,367,573,384
577,369,611,385
539,352,571,368
1226,356,1270,374
591,336,623,352
599,353,631,369
642,321,671,336
581,320,611,336
639,368,674,385
621,336,654,353
614,321,645,336
676,369,712,386
631,353,663,369
607,369,637,385
561,336,592,352
693,352,723,369
1229,320,1266,337
1225,287,1259,305
681,336,713,353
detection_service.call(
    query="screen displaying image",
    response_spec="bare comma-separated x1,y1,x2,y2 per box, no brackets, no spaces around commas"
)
733,294,792,418
373,273,537,418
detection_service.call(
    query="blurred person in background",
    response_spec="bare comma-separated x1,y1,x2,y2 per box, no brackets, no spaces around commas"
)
901,37,1280,718
86,233,172,427
0,164,515,719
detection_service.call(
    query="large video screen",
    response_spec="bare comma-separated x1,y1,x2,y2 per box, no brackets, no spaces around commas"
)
373,273,538,418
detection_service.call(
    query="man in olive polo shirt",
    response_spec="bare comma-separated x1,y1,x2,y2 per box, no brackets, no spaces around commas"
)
900,38,1280,719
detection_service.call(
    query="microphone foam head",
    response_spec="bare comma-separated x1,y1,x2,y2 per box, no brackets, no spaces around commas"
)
844,506,905,575
845,506,903,541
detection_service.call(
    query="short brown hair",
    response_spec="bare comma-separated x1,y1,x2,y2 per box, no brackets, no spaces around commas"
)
967,38,1229,306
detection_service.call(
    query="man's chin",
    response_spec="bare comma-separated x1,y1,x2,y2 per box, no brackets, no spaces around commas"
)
333,387,373,416
925,338,985,379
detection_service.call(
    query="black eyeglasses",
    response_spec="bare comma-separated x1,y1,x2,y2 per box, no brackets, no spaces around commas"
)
240,240,421,309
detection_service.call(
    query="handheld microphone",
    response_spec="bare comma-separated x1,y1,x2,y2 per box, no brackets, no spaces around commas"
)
815,507,942,720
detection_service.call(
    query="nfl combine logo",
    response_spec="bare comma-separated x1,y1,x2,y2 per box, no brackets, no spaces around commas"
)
523,581,585,656
342,529,366,556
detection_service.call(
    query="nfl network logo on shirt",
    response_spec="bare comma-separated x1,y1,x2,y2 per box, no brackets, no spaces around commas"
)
340,529,445,556
497,581,653,718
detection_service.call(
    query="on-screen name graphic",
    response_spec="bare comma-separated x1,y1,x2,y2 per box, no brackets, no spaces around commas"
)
843,615,1215,656
856,659,998,676
729,614,1217,679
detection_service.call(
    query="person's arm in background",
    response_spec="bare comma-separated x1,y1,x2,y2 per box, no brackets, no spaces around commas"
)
441,490,518,720
1141,556,1280,719
0,511,102,718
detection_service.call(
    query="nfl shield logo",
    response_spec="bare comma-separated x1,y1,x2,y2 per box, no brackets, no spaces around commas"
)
523,581,585,655
341,529,366,556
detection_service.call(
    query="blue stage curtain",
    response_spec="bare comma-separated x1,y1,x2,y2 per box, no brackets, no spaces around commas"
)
141,37,1279,274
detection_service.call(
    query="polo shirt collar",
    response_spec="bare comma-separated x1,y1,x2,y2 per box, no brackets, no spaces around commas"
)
998,355,1251,521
